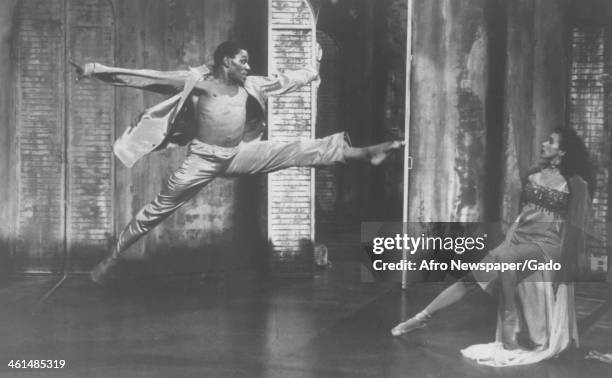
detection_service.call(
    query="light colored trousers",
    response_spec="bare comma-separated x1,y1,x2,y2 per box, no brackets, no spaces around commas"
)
116,132,348,254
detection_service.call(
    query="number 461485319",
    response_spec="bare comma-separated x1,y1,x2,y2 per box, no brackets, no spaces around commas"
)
8,360,66,369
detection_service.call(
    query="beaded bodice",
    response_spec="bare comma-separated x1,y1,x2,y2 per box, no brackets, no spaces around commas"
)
520,181,569,218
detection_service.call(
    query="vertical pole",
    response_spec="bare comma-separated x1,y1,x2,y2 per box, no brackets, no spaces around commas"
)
402,0,414,290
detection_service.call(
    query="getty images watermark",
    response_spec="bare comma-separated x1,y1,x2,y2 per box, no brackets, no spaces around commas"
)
358,222,585,281
371,258,561,273
369,232,560,272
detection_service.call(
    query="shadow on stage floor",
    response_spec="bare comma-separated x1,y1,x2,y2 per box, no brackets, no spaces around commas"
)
0,262,611,377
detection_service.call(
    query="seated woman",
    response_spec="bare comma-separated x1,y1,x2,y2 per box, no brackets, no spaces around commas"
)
391,127,595,366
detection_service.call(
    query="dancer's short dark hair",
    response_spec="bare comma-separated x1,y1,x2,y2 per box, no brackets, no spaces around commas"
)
213,41,245,67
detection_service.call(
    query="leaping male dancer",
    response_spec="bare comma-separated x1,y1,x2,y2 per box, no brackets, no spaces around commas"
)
77,41,404,284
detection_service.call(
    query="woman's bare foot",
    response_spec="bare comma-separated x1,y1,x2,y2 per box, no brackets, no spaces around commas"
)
368,141,405,165
391,310,430,336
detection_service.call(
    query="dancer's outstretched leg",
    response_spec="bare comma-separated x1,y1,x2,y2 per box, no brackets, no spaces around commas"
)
391,280,476,336
90,150,221,284
224,132,404,176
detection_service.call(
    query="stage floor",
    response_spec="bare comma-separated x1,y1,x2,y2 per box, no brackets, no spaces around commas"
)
0,263,611,377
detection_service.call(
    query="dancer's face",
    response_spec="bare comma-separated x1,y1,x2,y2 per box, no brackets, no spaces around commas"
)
540,132,565,161
226,49,250,85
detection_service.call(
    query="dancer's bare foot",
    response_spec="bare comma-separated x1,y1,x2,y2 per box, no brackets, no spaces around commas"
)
391,310,430,336
90,249,120,285
368,140,405,166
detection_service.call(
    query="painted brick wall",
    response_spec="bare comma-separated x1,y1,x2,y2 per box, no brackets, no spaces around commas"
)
268,0,316,274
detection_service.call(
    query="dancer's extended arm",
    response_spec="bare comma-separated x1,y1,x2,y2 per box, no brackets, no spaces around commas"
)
73,61,210,94
244,66,319,107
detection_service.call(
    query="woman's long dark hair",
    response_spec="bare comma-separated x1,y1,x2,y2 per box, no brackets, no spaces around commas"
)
554,127,597,196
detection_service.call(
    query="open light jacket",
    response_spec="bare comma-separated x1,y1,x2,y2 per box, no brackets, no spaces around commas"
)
82,63,319,167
